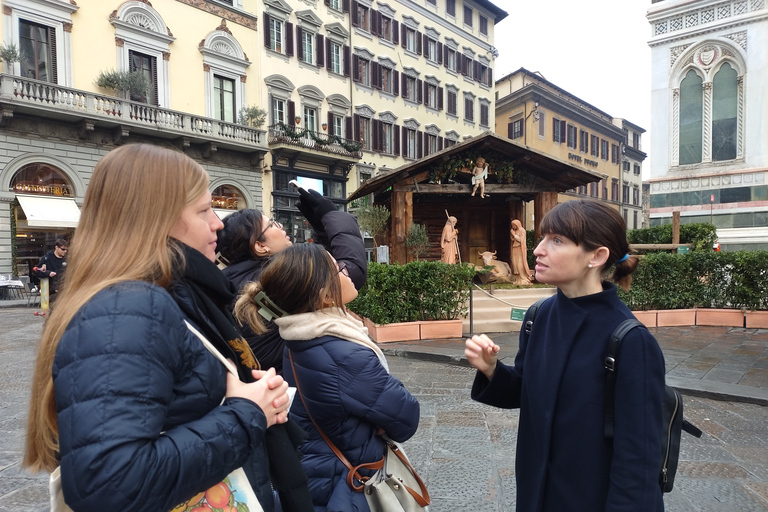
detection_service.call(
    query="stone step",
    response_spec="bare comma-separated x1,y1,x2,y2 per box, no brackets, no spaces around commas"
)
461,287,556,334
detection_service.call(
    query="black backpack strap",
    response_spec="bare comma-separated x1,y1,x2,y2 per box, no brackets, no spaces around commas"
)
524,297,550,334
604,318,645,440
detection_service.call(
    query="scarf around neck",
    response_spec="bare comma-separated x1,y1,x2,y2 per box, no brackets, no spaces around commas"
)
275,307,389,372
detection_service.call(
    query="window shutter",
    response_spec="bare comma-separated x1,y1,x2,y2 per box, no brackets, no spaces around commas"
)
560,122,566,144
352,55,360,82
402,128,407,157
49,26,58,85
286,23,294,56
474,61,481,82
343,45,351,76
325,38,332,71
394,125,400,156
401,24,407,48
443,45,449,68
373,119,381,151
324,0,330,4
437,43,443,64
401,73,406,98
287,101,295,124
371,62,379,88
437,87,443,110
268,94,274,125
296,27,304,61
422,34,428,57
438,137,443,151
417,131,423,159
393,70,399,95
316,34,324,67
345,116,352,139
263,14,271,48
416,32,422,54
370,10,379,36
353,114,361,141
392,21,399,45
487,67,493,87
327,112,334,135
343,0,350,12
351,1,359,26
417,80,423,104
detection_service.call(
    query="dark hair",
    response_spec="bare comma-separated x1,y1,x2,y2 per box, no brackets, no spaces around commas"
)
55,239,68,249
234,244,343,333
216,209,266,265
539,199,638,290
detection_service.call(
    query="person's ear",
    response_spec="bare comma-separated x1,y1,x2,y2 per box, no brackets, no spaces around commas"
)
590,247,610,269
253,241,270,257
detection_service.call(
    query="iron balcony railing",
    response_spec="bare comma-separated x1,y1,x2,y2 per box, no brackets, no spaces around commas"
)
0,74,267,150
267,123,363,159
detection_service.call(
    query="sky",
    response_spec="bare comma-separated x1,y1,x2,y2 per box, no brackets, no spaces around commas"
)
492,0,653,178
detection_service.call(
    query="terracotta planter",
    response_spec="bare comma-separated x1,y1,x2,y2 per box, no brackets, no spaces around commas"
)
366,320,421,343
695,308,744,327
419,319,463,340
631,310,658,328
745,311,768,329
656,309,696,327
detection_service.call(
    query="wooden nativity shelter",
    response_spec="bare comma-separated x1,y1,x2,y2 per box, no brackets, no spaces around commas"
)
347,131,605,266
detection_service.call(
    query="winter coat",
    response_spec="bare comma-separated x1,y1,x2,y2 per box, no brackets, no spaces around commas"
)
284,335,420,512
53,281,274,512
35,250,66,293
223,210,368,374
471,283,666,512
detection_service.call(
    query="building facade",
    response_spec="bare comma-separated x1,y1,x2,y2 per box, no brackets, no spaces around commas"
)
647,0,768,250
495,68,646,231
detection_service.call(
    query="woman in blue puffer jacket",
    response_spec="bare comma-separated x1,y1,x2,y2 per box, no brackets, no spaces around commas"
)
234,243,421,512
23,144,309,512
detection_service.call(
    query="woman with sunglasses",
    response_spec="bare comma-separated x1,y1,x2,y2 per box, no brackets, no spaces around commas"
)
217,188,366,375
233,243,419,512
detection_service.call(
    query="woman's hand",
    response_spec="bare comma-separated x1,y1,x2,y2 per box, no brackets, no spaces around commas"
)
465,335,500,381
226,367,290,427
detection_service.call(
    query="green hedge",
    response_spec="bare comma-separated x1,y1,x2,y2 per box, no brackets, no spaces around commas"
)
618,251,768,311
348,261,476,324
628,222,718,252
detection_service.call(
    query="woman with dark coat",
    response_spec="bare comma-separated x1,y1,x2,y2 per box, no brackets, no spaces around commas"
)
217,188,367,374
466,199,666,512
235,244,420,512
23,144,311,512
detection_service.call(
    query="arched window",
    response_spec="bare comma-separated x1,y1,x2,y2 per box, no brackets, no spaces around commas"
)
11,163,74,197
712,62,737,162
211,184,246,210
679,69,703,165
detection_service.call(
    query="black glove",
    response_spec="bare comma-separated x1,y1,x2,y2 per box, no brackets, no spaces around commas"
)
296,188,336,231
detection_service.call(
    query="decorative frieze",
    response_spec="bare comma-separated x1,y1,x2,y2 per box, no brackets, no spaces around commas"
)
173,0,258,30
653,1,761,39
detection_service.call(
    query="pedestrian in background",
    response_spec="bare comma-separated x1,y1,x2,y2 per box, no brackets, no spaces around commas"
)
234,243,420,512
34,238,68,299
466,199,666,512
216,188,366,374
23,144,310,512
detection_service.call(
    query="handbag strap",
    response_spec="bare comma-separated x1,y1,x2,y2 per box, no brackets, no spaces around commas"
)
289,350,383,492
386,441,431,507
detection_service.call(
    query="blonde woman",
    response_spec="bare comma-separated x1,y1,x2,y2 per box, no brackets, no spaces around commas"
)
23,144,311,512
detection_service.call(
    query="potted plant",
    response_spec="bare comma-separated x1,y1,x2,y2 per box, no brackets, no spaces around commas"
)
0,43,20,74
405,223,429,261
237,106,267,128
95,69,150,100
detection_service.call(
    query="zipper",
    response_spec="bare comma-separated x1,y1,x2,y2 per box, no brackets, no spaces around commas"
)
662,392,679,483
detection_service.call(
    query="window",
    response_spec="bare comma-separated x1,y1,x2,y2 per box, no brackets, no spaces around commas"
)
301,30,314,65
272,97,286,124
404,27,417,53
405,75,418,102
679,69,703,165
354,56,371,86
591,134,599,157
426,83,437,109
426,134,438,155
602,180,608,200
612,179,619,201
330,0,341,9
333,114,344,138
509,119,523,139
479,15,488,36
478,64,490,86
579,130,589,152
622,184,630,204
601,139,609,160
382,122,394,154
379,65,394,94
712,62,737,161
426,38,438,62
623,161,630,172
447,89,457,116
304,106,317,132
463,55,474,79
357,5,371,31
480,102,489,127
632,132,640,149
269,17,284,53
405,129,417,158
129,50,157,105
380,15,393,42
213,76,235,123
633,210,638,229
329,41,342,74
359,116,371,149
446,0,456,17
634,164,641,176
552,118,565,143
463,6,473,27
611,144,620,164
567,125,577,149
464,96,474,122
538,111,546,138
426,0,437,4
633,187,640,206
19,20,56,82
445,48,457,72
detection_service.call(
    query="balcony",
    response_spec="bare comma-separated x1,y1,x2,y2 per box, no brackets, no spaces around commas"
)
267,123,363,162
0,74,268,154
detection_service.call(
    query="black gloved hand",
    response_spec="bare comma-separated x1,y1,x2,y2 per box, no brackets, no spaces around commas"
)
296,188,337,232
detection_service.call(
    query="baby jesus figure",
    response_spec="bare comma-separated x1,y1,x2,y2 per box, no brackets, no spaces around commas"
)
471,157,489,198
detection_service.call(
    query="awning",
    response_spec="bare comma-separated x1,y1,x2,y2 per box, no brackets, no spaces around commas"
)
214,208,237,220
17,195,80,228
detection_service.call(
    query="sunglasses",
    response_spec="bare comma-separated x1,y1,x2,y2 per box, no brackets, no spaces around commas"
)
337,261,350,278
257,218,283,240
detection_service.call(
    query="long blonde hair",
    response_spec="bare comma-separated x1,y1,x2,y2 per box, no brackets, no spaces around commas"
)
24,144,210,472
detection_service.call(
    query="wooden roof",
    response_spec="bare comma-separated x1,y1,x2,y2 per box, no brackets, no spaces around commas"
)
348,131,605,202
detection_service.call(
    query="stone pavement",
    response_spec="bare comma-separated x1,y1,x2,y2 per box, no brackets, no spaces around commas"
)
2,307,768,511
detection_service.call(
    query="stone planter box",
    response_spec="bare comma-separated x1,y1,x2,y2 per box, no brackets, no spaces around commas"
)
419,319,463,340
657,309,697,327
745,311,768,329
696,308,745,327
631,310,658,328
364,319,421,343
